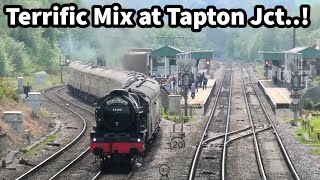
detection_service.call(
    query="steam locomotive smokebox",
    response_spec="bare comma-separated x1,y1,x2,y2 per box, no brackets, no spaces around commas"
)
25,92,41,111
3,111,23,135
17,77,24,92
34,71,46,85
0,128,6,158
122,52,149,75
168,95,181,115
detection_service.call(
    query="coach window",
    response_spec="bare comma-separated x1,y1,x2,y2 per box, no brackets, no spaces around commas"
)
105,79,109,90
92,77,97,88
74,72,79,82
85,75,89,86
69,70,73,80
73,71,76,81
99,78,103,90
90,76,93,87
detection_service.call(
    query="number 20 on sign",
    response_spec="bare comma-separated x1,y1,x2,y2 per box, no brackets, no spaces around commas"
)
170,138,185,149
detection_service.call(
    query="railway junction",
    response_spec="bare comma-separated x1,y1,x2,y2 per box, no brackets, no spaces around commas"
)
1,58,316,179
1,47,320,180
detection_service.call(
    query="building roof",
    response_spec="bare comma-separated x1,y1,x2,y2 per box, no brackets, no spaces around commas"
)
286,47,320,59
129,48,152,53
260,52,286,61
150,45,183,58
177,50,213,60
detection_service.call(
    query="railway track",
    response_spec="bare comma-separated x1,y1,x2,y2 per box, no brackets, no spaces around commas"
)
16,86,89,180
189,63,300,180
16,86,134,180
188,63,232,179
91,170,133,180
48,87,134,180
242,64,300,180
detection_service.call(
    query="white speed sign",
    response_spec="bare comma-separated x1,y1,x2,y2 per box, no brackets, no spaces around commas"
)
292,99,300,105
170,138,185,149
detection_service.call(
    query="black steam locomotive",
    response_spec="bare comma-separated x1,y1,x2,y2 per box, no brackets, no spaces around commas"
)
67,62,161,171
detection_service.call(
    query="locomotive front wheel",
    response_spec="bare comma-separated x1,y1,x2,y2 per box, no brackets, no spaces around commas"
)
129,155,138,170
100,158,107,173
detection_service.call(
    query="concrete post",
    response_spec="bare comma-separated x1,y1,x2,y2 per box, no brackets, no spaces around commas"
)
0,128,6,159
17,77,23,92
4,111,23,135
168,95,181,115
150,57,153,75
26,92,41,111
164,57,168,77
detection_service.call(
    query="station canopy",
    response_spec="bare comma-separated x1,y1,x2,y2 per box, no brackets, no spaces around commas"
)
177,50,214,60
150,45,183,58
287,47,320,59
260,52,285,61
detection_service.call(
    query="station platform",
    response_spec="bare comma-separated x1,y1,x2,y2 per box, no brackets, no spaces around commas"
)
181,79,216,114
258,80,291,109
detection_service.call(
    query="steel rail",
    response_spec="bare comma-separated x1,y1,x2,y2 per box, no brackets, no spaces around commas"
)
245,64,301,180
202,126,252,145
220,65,233,180
56,86,135,180
188,65,229,180
91,170,133,180
226,126,271,145
16,86,87,180
49,148,90,180
241,64,267,180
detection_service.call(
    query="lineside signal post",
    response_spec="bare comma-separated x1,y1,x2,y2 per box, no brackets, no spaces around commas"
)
290,70,305,126
60,55,70,84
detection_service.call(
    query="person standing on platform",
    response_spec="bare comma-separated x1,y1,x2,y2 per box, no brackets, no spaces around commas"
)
203,77,208,90
274,70,278,85
199,74,203,87
195,80,199,92
191,83,196,99
280,71,284,84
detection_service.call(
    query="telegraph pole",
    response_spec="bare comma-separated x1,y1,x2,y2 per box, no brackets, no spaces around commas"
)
293,28,296,48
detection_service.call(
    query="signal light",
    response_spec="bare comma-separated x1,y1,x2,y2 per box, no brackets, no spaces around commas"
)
264,60,270,65
206,60,210,65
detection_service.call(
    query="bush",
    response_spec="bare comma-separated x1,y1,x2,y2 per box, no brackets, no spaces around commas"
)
0,78,17,101
304,98,315,110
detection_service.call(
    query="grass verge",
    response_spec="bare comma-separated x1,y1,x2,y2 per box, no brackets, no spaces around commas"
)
6,72,67,92
17,134,57,158
256,63,265,79
161,108,195,123
293,116,320,155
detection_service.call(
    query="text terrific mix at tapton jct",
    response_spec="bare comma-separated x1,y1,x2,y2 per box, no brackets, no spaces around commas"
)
3,3,311,31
